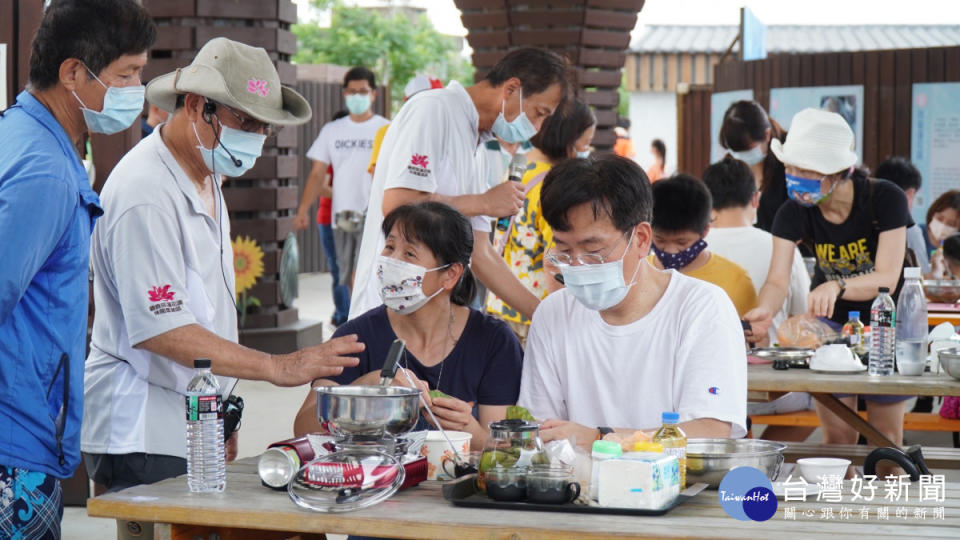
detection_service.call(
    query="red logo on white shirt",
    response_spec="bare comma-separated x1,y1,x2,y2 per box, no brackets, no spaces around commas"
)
408,154,431,178
411,154,429,168
148,285,184,316
148,285,175,302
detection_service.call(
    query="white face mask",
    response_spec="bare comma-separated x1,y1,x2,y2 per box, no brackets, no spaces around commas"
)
929,218,959,244
729,144,766,166
376,255,450,314
559,231,640,311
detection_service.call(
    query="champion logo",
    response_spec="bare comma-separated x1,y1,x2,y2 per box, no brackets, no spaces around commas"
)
708,387,720,395
148,285,175,302
410,154,429,168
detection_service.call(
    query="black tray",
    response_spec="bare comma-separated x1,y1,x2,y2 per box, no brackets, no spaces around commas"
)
441,474,707,517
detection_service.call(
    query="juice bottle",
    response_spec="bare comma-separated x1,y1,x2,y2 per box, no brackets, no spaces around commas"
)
652,412,686,488
841,311,867,357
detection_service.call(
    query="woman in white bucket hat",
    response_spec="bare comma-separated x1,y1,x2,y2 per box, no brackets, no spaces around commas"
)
743,108,912,471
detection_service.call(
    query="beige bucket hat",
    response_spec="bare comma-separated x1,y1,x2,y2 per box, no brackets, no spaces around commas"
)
146,37,311,126
770,108,857,174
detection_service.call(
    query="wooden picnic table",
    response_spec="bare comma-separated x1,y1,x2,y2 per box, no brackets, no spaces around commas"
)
87,457,960,539
748,364,960,449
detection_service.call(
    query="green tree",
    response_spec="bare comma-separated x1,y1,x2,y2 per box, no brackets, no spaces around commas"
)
293,1,474,114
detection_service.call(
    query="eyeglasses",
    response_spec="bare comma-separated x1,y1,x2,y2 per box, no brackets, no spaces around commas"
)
215,102,278,137
545,230,633,267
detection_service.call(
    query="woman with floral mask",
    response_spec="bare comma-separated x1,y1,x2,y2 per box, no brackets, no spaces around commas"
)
294,202,523,450
743,109,912,471
923,190,960,278
719,100,789,233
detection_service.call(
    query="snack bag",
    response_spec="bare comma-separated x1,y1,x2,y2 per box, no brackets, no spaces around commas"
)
777,314,839,349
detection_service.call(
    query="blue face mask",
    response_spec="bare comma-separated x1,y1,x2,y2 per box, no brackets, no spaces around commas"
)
492,89,537,144
194,121,266,177
729,144,765,166
345,94,371,116
652,239,708,270
576,149,591,159
786,173,834,207
73,66,144,135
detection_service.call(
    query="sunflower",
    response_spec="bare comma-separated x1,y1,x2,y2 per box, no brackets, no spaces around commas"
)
232,235,264,297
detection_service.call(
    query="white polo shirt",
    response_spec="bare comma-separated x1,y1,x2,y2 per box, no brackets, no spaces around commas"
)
306,114,389,223
349,81,492,319
82,128,237,459
519,271,748,438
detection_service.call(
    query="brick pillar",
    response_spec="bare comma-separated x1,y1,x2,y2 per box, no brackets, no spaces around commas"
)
453,0,645,153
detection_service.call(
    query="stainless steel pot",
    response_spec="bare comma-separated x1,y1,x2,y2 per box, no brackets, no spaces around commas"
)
686,438,786,489
335,210,366,233
315,386,421,439
939,346,960,380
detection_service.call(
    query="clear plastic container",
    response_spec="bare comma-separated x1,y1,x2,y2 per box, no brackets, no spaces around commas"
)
590,440,622,501
896,267,928,376
652,412,687,489
869,287,896,376
186,358,225,492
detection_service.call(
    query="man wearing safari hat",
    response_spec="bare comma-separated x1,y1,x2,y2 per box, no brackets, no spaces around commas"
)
82,38,365,494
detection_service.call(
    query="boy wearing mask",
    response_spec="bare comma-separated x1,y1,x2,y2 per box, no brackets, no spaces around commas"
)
649,174,758,318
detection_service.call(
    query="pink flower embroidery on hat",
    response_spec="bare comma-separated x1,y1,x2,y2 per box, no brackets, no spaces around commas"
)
247,78,269,97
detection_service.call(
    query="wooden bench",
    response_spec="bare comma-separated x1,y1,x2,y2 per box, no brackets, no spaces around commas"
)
749,410,960,447
782,442,960,470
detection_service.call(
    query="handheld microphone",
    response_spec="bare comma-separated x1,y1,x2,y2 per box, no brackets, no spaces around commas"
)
495,153,528,232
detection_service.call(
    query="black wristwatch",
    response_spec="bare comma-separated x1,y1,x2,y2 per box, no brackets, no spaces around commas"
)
835,278,847,299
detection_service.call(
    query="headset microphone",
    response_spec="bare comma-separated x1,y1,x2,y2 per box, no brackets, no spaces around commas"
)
202,100,243,168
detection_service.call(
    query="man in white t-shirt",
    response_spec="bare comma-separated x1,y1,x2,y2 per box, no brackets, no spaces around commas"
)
295,67,389,322
703,156,815,440
349,48,570,321
703,155,811,345
519,156,747,446
82,38,363,495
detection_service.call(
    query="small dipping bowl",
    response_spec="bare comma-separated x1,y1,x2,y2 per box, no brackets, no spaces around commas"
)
796,457,851,482
525,465,581,504
484,467,528,502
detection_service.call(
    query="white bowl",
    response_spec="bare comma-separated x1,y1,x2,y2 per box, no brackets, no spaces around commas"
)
796,457,850,481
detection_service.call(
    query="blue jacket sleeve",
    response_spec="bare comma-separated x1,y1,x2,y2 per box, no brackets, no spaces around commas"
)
0,175,75,323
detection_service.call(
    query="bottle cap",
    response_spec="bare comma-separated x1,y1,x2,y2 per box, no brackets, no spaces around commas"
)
878,287,890,293
592,440,623,457
848,311,860,320
904,267,921,279
194,358,212,369
662,411,680,424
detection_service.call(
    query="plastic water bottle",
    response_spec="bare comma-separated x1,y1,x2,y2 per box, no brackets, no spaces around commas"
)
186,358,225,492
652,412,687,488
841,311,867,357
869,287,896,376
896,267,928,374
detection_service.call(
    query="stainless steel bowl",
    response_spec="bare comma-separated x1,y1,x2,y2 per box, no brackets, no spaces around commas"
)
686,438,787,489
315,386,421,439
939,347,960,380
923,279,960,304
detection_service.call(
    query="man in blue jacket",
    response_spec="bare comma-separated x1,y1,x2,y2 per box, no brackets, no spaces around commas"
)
0,1,155,537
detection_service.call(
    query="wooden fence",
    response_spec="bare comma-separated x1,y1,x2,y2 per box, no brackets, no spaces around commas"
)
678,45,960,178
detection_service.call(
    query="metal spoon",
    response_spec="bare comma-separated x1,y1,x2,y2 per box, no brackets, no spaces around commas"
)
397,366,470,470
